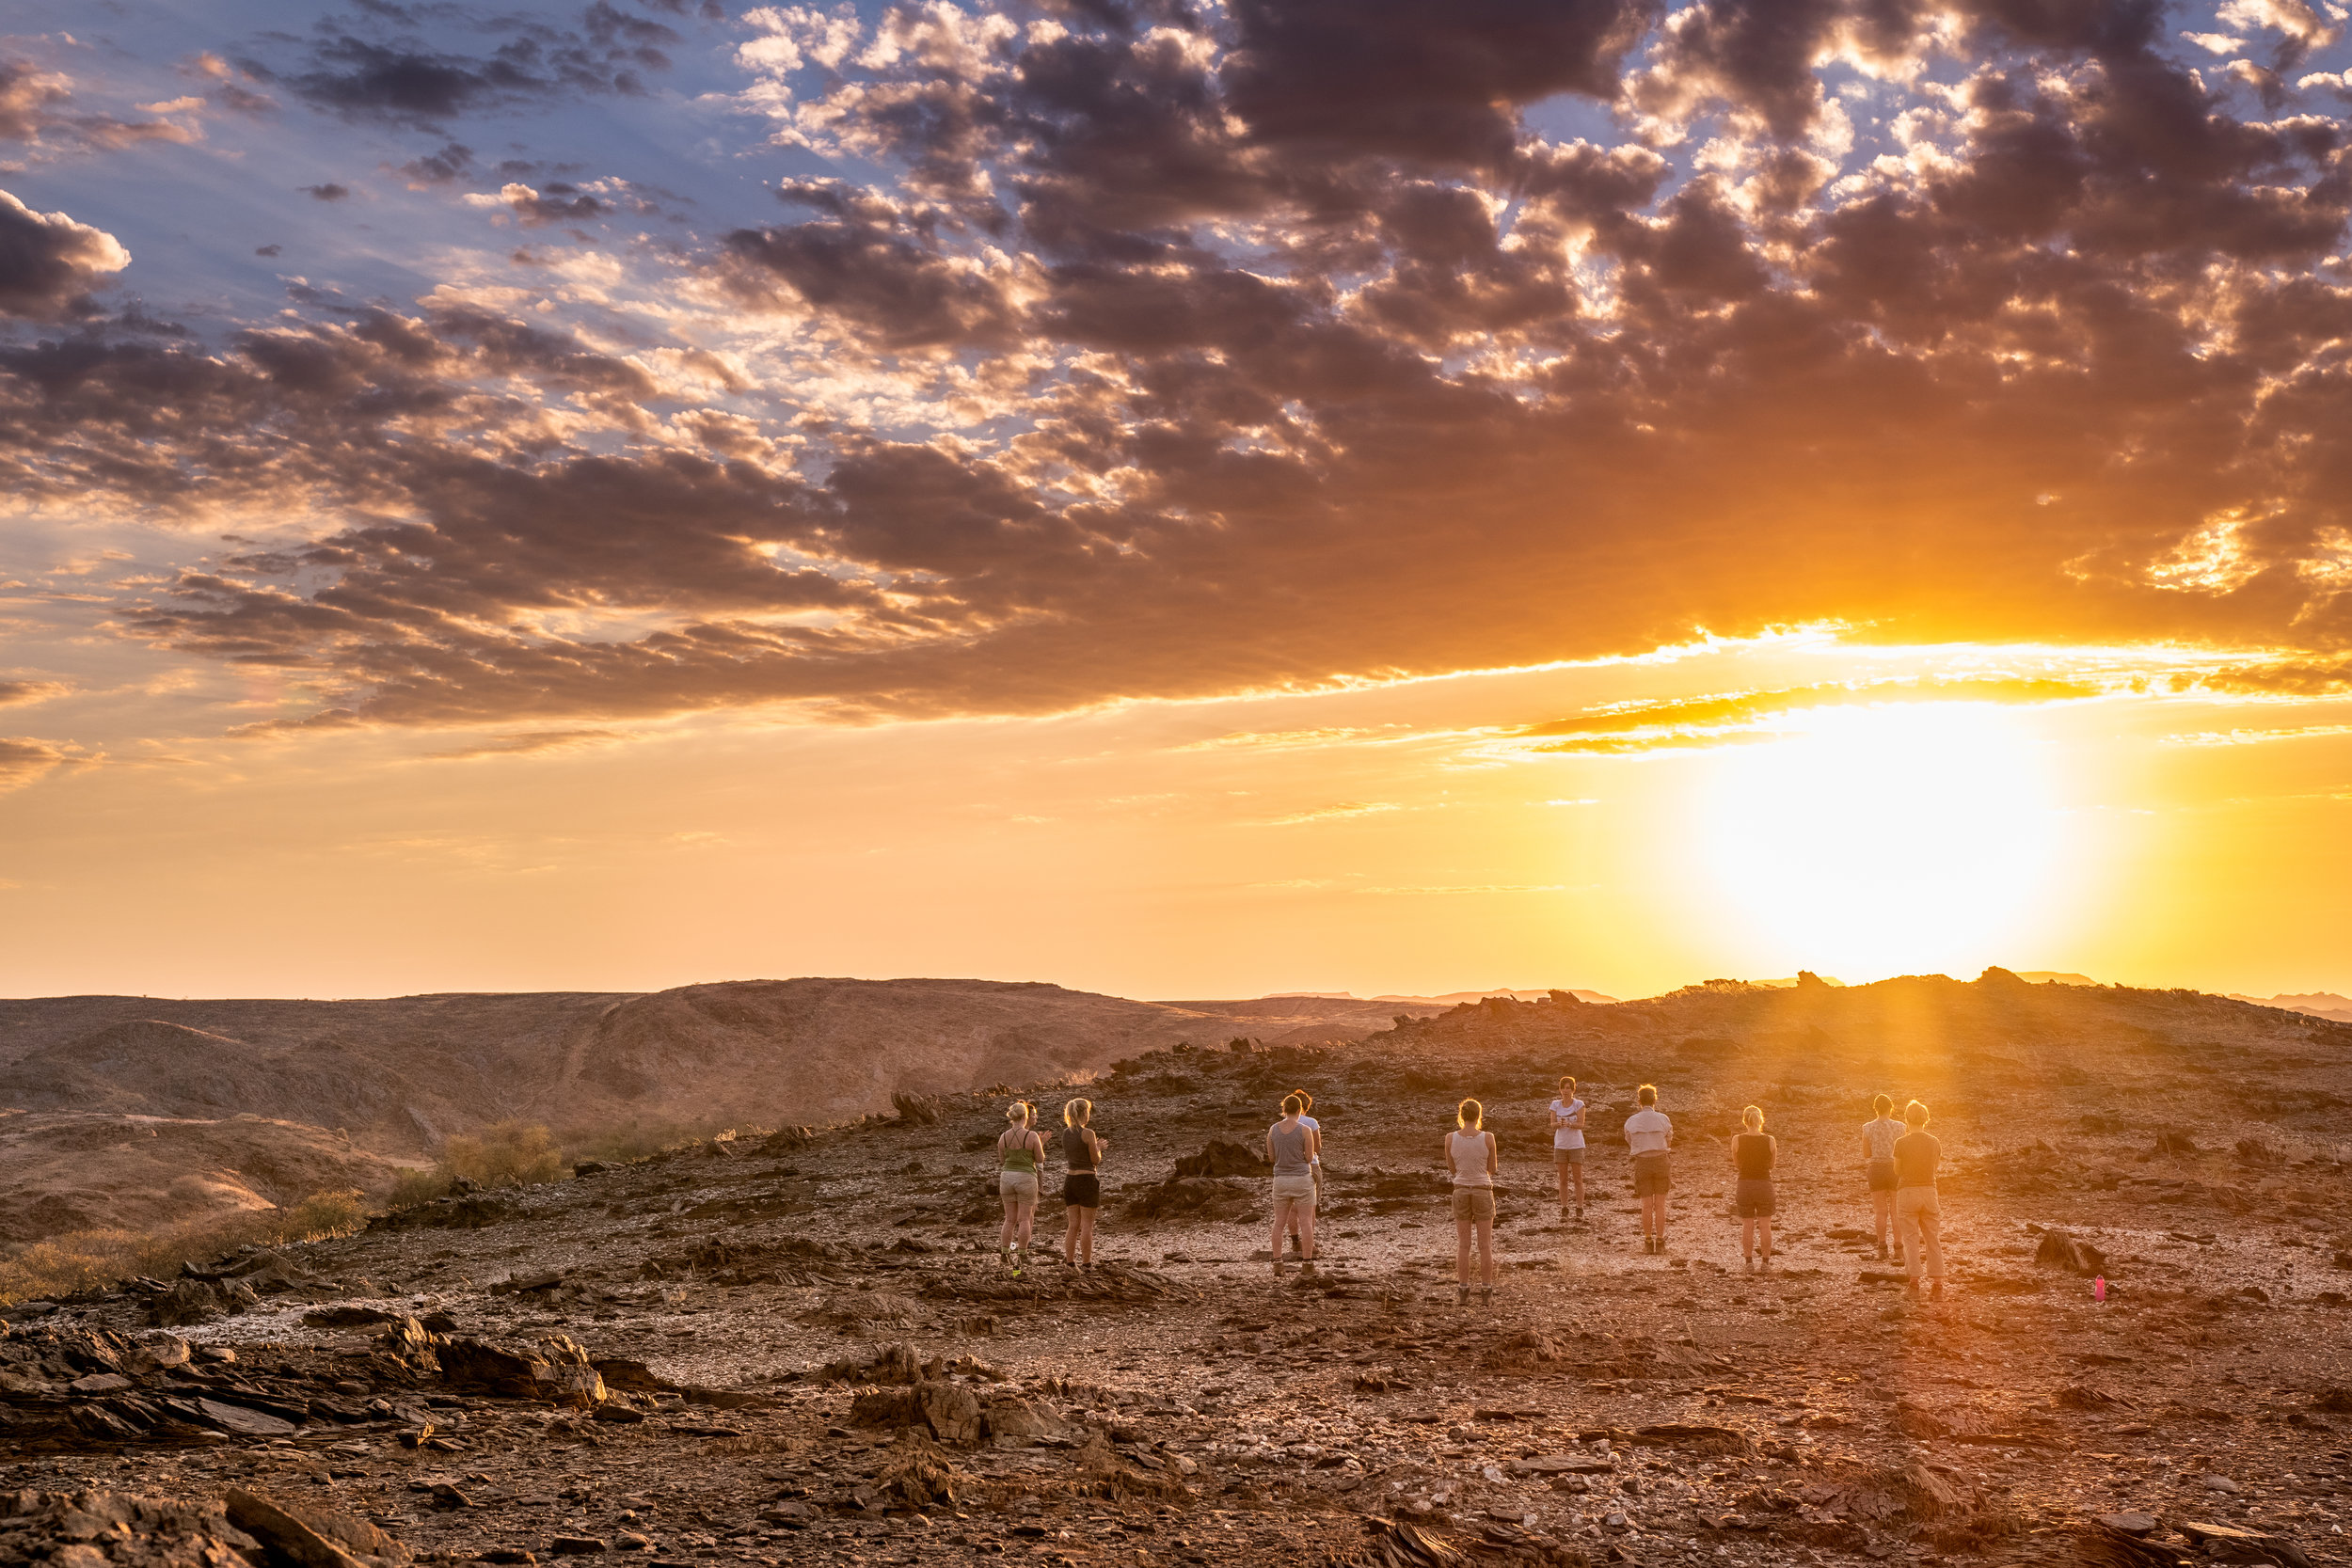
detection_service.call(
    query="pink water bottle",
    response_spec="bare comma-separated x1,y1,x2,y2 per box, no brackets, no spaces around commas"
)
2093,1275,2106,1302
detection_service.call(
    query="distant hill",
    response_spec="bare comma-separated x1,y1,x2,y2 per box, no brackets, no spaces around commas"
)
0,980,1444,1241
1370,989,1621,1006
2229,991,2352,1024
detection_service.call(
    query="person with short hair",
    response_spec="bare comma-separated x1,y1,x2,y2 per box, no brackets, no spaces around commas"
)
1266,1094,1321,1278
1734,1104,1776,1269
1862,1093,1904,1259
996,1101,1047,1275
1446,1099,1499,1306
1624,1085,1674,1254
1549,1075,1588,1223
1284,1088,1323,1259
1894,1100,1945,1299
1059,1098,1107,1271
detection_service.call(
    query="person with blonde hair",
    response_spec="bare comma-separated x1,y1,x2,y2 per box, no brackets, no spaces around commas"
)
1549,1075,1588,1224
1059,1098,1107,1271
1446,1099,1499,1306
995,1101,1047,1275
1861,1093,1903,1260
1894,1099,1945,1300
1265,1093,1321,1278
1624,1084,1674,1254
1734,1104,1776,1270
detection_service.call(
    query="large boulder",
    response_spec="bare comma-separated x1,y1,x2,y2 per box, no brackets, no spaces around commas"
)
436,1336,605,1407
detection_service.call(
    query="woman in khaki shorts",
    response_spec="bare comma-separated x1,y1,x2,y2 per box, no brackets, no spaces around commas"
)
1266,1094,1321,1279
1446,1099,1500,1307
995,1101,1047,1275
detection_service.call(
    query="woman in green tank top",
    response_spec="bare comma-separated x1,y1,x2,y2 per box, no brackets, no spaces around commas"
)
996,1101,1047,1275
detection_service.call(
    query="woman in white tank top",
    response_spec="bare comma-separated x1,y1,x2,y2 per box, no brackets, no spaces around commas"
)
1445,1099,1499,1307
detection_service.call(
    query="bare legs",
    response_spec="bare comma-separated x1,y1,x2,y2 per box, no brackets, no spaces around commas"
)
1555,1159,1585,1216
1640,1192,1668,1250
999,1194,1036,1267
1272,1196,1316,1275
1454,1212,1494,1291
1063,1204,1097,1267
1872,1189,1895,1257
1741,1214,1773,1266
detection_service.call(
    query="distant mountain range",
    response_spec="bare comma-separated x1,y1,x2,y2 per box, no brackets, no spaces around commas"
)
1264,988,1623,1006
2230,991,2352,1024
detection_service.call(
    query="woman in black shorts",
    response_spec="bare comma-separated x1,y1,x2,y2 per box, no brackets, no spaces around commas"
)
1060,1098,1108,1270
1734,1104,1775,1269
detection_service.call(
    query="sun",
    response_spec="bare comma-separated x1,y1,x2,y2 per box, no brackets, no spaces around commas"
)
1693,702,2069,978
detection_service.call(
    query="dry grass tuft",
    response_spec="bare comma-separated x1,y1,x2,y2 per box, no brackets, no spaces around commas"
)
0,1188,367,1305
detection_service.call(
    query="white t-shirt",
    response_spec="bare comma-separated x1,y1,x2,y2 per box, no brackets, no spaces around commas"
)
1624,1107,1673,1155
1299,1114,1321,1164
1549,1098,1586,1149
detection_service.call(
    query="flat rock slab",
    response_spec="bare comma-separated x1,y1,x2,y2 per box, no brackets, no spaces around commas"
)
1511,1455,1615,1475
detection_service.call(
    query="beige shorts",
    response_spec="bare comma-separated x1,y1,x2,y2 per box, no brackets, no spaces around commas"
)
1271,1171,1316,1203
1452,1187,1495,1224
998,1170,1039,1203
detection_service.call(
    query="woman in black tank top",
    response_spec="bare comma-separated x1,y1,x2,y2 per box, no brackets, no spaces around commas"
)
1060,1098,1108,1270
1734,1104,1775,1269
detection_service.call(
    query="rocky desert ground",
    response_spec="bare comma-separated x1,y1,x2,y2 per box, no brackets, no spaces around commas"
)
2,971,2347,1568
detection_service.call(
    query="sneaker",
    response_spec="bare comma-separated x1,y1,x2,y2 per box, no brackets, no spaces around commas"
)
1930,1281,1945,1301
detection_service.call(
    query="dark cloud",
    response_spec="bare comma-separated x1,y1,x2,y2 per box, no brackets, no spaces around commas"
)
1223,0,1661,168
723,213,1020,351
0,190,131,320
302,182,352,201
7,0,2352,732
0,680,66,706
248,3,682,129
397,141,474,183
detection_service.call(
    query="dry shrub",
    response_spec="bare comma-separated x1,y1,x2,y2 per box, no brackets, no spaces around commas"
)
0,1187,367,1305
444,1120,566,1186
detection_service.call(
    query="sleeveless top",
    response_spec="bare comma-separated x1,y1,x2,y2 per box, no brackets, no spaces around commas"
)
1062,1126,1099,1172
1448,1129,1494,1187
1000,1132,1038,1172
1268,1121,1311,1174
1735,1132,1775,1180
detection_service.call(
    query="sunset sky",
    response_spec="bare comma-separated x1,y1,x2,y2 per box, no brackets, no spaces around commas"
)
3,0,2351,1002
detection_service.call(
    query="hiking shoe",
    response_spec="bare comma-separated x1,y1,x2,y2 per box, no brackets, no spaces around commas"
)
1456,1285,1471,1307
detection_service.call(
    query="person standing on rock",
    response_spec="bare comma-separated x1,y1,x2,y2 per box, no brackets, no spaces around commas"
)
1284,1087,1324,1259
1266,1094,1321,1279
996,1101,1048,1275
1447,1098,1500,1307
1549,1075,1588,1223
1624,1084,1674,1254
1894,1099,1946,1300
1862,1093,1904,1259
1060,1098,1107,1272
1734,1104,1776,1270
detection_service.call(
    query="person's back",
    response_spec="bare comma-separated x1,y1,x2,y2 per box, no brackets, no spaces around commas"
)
1000,1127,1038,1170
1447,1128,1494,1185
1268,1119,1311,1174
1894,1128,1940,1189
1063,1124,1099,1171
1735,1131,1774,1180
1624,1106,1672,1154
1863,1115,1903,1162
